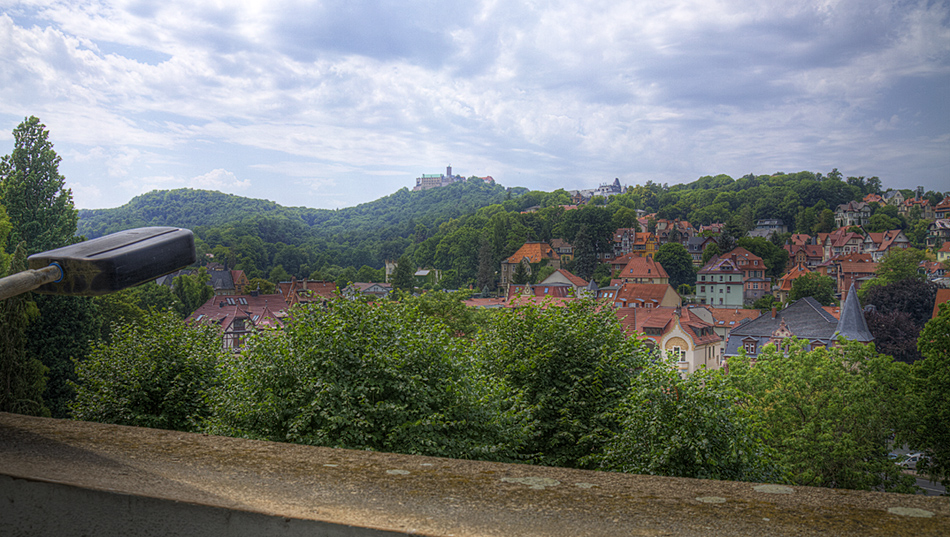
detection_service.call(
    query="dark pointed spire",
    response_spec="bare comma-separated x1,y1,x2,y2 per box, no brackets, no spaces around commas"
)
833,284,874,342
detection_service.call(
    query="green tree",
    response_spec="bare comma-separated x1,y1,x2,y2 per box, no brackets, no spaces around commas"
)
700,242,720,266
909,303,950,488
25,294,102,418
511,259,530,285
788,272,836,306
571,225,598,280
172,269,215,318
71,311,221,432
858,248,929,302
391,254,415,293
0,243,49,416
476,238,495,291
727,338,915,492
654,242,695,289
593,356,781,482
473,299,648,468
243,277,276,294
0,116,78,254
207,299,520,460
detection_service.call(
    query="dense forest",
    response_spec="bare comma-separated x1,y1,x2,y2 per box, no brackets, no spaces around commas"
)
77,170,943,289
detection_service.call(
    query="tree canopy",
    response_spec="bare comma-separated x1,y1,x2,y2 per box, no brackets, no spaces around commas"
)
0,116,77,254
654,242,695,289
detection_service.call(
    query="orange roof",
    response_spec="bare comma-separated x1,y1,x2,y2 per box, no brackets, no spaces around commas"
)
506,242,560,264
612,283,675,307
620,256,669,280
939,242,950,253
839,261,878,274
777,263,812,292
187,293,290,332
822,306,842,320
789,234,812,246
615,307,719,346
933,288,950,319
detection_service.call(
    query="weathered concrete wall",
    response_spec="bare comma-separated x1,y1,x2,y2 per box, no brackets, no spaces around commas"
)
1,413,947,536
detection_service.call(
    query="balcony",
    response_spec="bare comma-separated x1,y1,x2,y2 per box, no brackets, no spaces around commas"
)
1,413,946,536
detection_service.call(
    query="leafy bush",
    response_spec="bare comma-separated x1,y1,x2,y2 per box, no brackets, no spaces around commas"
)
473,298,648,468
71,311,222,432
206,298,522,461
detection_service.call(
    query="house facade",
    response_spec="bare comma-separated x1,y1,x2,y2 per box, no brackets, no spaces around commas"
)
834,201,871,228
616,307,721,375
188,293,290,350
618,256,670,285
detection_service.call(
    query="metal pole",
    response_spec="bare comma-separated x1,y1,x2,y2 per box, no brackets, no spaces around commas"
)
0,264,63,301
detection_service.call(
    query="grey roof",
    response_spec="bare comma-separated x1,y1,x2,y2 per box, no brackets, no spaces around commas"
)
207,269,235,291
833,284,874,342
723,297,839,357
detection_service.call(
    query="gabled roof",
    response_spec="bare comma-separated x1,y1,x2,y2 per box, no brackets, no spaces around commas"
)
544,269,588,288
700,306,762,327
833,284,874,342
505,242,560,264
727,297,839,340
620,256,669,280
615,307,719,347
188,293,291,333
836,200,869,213
777,263,812,292
612,283,678,308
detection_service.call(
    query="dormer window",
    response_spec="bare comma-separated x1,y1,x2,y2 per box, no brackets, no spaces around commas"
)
744,341,756,354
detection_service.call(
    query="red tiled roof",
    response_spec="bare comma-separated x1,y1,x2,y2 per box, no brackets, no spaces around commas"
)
188,293,290,332
777,263,812,292
615,307,719,346
506,242,560,264
620,256,669,280
933,288,950,319
701,306,761,326
612,283,676,307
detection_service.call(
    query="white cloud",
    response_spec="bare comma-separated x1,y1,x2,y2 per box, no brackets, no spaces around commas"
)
189,168,250,192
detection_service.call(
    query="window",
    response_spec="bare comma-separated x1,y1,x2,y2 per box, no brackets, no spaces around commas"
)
744,341,756,354
700,286,705,293
672,346,686,361
719,275,723,281
726,286,730,293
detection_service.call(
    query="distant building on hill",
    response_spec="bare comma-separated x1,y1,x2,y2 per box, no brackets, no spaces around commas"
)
413,165,464,191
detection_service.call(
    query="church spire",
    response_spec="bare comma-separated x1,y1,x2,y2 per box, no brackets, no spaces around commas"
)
833,284,874,343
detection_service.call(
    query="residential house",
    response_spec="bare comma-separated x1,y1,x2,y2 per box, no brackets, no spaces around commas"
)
935,196,950,219
499,242,561,288
862,230,909,261
696,257,745,307
863,193,884,205
883,190,906,207
654,219,696,245
539,269,591,296
695,247,769,307
748,219,787,239
550,238,574,262
835,258,878,296
785,242,824,269
630,232,659,259
618,256,670,285
568,178,624,202
188,293,290,350
686,236,717,266
344,282,393,299
612,228,647,257
616,307,721,375
834,201,872,228
688,305,762,363
699,223,725,235
927,219,950,249
820,228,865,260
900,197,934,220
937,242,950,263
775,262,812,303
722,285,872,361
277,278,337,307
920,261,946,281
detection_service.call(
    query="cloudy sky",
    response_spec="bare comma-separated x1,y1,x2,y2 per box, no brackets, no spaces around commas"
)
1,1,948,210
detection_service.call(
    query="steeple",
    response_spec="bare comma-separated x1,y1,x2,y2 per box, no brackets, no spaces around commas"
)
833,284,874,343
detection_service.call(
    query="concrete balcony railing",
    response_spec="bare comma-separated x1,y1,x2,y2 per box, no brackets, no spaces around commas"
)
1,412,947,536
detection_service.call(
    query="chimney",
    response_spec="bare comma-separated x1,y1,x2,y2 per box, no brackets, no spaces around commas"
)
771,307,777,318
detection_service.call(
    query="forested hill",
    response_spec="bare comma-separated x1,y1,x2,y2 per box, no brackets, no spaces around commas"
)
77,179,524,240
